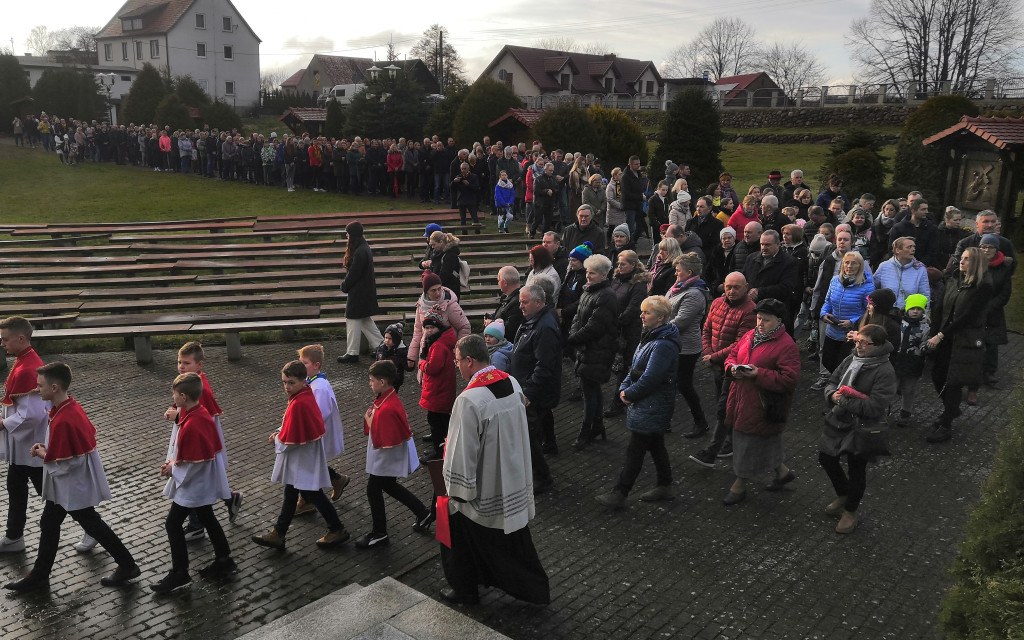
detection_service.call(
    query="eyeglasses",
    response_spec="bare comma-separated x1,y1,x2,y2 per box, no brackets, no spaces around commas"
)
453,356,469,365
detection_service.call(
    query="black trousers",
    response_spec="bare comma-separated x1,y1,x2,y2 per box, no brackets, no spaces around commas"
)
367,475,427,535
676,352,707,426
524,404,552,482
615,432,672,495
822,336,853,374
706,367,734,454
441,511,550,604
581,378,603,426
426,411,450,458
33,501,135,578
6,464,43,539
166,502,230,572
276,484,341,535
931,341,964,425
818,451,868,512
459,204,480,230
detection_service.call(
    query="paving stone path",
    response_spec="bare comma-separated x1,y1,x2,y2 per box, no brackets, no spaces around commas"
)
1,332,1020,639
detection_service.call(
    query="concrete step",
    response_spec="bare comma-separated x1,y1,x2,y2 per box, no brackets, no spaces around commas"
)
237,576,509,640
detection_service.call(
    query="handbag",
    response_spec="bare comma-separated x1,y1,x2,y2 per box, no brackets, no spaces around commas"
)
853,423,891,457
759,389,791,423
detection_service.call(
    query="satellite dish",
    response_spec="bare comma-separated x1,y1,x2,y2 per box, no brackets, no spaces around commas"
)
498,69,507,81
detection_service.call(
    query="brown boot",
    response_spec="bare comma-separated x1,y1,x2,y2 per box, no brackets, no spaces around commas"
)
836,510,858,534
824,497,845,517
294,495,316,516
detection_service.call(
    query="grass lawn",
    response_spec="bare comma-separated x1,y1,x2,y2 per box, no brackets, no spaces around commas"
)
1008,269,1024,334
242,114,292,137
720,142,836,192
722,125,903,136
0,144,434,223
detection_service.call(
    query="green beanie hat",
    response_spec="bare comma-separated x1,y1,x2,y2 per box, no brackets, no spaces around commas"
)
905,293,928,312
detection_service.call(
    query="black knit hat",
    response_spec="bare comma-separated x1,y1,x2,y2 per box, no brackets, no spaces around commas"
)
868,288,897,312
754,298,787,320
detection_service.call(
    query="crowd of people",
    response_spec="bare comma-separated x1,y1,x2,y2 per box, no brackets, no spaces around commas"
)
1,129,1018,604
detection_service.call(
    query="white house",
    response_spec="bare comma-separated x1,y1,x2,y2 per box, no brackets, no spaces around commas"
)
94,0,261,112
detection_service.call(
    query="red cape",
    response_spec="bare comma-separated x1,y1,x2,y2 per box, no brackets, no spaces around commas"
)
465,368,510,391
278,386,325,445
44,397,97,463
176,404,223,463
3,347,43,406
364,389,412,449
199,373,223,417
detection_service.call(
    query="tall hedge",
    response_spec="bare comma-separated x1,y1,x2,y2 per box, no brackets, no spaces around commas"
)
0,54,31,123
323,99,345,139
893,95,979,203
532,101,598,155
590,105,648,168
153,93,195,132
122,63,169,125
32,67,106,122
650,88,722,198
941,390,1024,639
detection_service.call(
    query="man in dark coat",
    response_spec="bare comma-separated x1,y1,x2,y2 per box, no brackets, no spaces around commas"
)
489,266,524,340
949,209,1017,276
562,205,606,253
647,182,671,244
338,221,383,363
742,230,800,333
888,199,940,267
620,155,645,240
451,162,480,232
509,284,560,490
686,196,725,256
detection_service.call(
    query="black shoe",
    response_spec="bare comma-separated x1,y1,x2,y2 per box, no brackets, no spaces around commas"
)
4,573,49,593
603,403,625,418
541,441,559,455
765,470,796,492
573,423,594,451
717,442,733,458
722,490,747,506
336,354,360,364
226,491,243,523
688,448,716,469
534,476,555,495
896,410,911,428
150,571,192,594
683,422,709,439
925,422,951,443
439,587,479,605
198,556,237,579
355,532,391,549
413,511,435,533
568,388,582,402
100,563,141,587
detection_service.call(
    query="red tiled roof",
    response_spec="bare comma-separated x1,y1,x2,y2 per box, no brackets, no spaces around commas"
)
487,46,661,96
922,116,1024,150
309,54,375,87
488,108,545,129
281,69,305,88
279,108,327,124
96,0,195,38
715,72,776,101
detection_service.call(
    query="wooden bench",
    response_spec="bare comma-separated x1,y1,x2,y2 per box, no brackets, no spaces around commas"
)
2,275,197,288
109,230,310,244
0,262,178,277
72,307,321,328
33,324,195,364
0,233,112,248
10,220,255,237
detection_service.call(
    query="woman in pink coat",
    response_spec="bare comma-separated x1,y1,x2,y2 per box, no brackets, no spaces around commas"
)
722,298,802,506
406,272,471,368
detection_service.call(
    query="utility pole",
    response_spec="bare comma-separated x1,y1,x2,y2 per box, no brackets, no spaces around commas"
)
438,29,443,91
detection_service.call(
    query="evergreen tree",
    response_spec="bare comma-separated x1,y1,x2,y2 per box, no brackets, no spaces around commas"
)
532,101,598,154
324,99,346,139
344,71,428,139
123,63,169,125
650,88,722,199
893,95,979,203
590,105,648,167
32,68,105,121
153,93,195,132
452,76,523,145
0,54,31,123
423,81,468,140
201,99,242,132
171,75,211,109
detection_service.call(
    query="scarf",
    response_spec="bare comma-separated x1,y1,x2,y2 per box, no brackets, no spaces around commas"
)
990,251,1005,267
751,323,784,350
841,274,856,286
497,178,514,190
836,350,891,390
667,275,702,299
486,338,509,356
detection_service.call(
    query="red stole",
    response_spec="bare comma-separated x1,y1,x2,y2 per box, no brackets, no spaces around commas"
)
363,389,412,449
278,386,325,445
3,347,43,406
199,373,223,417
176,404,223,463
43,397,97,463
465,367,510,391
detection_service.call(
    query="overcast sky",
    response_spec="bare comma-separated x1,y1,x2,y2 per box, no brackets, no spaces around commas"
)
3,0,868,84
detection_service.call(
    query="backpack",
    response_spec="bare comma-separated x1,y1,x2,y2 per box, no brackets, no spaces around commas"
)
458,259,471,290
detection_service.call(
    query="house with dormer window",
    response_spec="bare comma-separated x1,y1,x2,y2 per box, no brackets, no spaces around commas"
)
94,0,261,112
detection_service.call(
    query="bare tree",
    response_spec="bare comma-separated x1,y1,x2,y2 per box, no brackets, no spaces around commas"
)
25,25,56,57
847,0,1024,96
408,24,465,91
760,41,830,98
260,69,287,93
662,17,759,80
532,37,611,55
52,26,99,52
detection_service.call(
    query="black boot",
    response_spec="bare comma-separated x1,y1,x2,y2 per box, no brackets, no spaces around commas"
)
593,418,607,442
684,416,710,439
573,422,594,450
925,421,951,443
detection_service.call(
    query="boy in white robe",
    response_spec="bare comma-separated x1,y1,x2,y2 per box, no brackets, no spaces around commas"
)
4,362,139,593
294,344,349,517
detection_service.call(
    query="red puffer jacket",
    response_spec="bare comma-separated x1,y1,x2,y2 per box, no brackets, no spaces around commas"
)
724,327,801,435
702,295,757,364
418,327,457,414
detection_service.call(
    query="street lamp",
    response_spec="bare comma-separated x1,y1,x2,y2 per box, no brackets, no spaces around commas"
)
384,64,400,80
366,65,382,81
95,73,116,125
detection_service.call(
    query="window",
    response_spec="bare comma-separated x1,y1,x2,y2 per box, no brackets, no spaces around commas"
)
121,18,143,31
560,73,570,90
196,42,206,58
104,43,112,61
222,16,232,31
223,45,232,60
136,41,144,60
150,40,160,58
504,71,513,87
604,76,613,92
225,81,235,95
198,79,208,92
120,75,131,82
645,81,654,94
195,13,205,29
122,42,129,60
